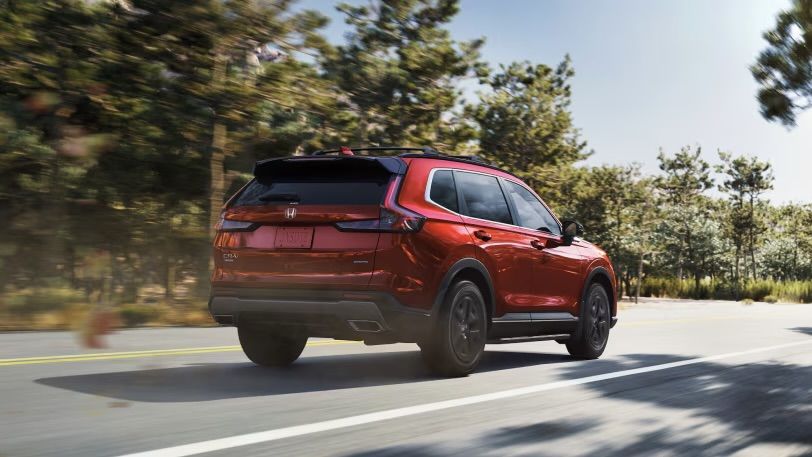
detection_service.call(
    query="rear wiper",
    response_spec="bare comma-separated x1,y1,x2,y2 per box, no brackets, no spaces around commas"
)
258,193,300,203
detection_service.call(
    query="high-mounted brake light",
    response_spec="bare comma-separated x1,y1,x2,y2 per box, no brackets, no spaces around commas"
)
339,146,354,156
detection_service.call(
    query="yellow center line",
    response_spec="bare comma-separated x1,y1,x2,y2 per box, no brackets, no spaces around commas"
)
1,314,797,366
0,340,358,367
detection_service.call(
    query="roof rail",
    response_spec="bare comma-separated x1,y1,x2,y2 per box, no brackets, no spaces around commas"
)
310,146,482,160
311,146,432,156
309,146,501,171
398,152,487,164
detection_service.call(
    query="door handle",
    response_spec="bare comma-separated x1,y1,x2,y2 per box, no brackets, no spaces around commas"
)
473,230,492,241
531,239,546,250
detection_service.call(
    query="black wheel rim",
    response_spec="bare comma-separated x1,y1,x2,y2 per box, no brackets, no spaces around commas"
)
449,292,484,363
587,291,609,349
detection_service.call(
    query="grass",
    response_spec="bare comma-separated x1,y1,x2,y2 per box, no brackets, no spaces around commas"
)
3,278,811,331
0,286,214,331
639,277,812,303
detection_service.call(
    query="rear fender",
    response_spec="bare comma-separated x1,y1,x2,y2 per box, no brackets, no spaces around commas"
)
432,258,495,321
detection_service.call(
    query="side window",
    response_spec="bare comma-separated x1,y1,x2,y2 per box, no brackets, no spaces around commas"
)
454,171,512,224
504,181,561,235
428,170,458,212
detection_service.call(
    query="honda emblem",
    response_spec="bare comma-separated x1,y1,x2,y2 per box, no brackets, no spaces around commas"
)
284,207,297,219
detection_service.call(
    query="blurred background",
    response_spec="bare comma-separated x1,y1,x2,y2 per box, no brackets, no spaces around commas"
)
1,0,811,332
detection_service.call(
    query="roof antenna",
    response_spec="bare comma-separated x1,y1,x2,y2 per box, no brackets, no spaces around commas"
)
422,146,440,155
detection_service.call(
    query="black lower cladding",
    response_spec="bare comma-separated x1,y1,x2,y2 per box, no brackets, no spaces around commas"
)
208,287,432,343
489,312,580,339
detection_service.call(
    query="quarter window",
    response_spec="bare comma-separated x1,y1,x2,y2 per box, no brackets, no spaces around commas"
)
454,171,512,224
504,181,561,235
428,170,458,212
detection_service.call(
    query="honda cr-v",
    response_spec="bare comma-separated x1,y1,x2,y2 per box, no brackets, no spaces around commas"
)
210,147,617,376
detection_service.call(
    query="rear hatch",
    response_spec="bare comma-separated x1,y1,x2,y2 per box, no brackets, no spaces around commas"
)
213,156,404,289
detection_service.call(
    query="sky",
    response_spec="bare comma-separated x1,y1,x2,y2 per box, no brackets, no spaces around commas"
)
299,0,812,203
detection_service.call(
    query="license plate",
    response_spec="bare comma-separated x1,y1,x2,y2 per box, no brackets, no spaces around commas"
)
274,227,314,249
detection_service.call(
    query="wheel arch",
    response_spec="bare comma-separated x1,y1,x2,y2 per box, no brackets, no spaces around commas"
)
582,266,617,317
433,258,495,324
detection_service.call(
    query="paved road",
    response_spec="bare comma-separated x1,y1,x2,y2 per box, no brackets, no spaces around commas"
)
1,299,812,457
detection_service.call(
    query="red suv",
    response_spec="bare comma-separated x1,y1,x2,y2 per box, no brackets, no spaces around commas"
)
210,147,617,376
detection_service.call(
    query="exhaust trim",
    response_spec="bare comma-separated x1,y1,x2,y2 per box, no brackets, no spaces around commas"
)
347,320,384,333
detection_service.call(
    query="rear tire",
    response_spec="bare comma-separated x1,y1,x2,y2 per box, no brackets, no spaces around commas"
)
238,326,307,367
566,283,611,359
420,280,487,377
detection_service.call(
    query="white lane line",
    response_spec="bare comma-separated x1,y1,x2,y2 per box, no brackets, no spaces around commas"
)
117,339,812,457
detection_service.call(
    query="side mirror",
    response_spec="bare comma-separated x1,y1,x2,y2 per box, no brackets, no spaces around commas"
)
561,220,584,244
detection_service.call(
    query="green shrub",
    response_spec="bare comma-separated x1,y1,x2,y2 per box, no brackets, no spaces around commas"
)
638,277,812,303
741,298,754,305
118,304,162,327
742,280,773,301
763,295,778,303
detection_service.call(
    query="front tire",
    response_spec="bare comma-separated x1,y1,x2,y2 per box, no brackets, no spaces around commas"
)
238,326,308,367
566,283,611,359
420,280,487,377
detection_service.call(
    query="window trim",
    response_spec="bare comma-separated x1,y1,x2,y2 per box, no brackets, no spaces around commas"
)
424,168,460,214
452,169,515,226
424,167,562,235
425,167,513,226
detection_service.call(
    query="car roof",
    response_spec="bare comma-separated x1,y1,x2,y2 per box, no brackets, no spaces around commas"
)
309,146,518,178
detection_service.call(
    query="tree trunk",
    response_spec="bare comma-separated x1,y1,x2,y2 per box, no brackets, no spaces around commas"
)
749,195,757,280
749,229,757,280
209,120,227,239
209,52,228,240
676,237,683,280
163,249,175,302
635,252,644,304
734,243,741,300
623,268,632,300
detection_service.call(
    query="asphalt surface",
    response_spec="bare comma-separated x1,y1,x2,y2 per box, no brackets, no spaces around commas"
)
1,299,812,457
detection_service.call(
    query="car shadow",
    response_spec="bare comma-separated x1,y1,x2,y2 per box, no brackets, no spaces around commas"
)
792,326,812,336
338,329,812,456
35,349,574,403
339,418,602,457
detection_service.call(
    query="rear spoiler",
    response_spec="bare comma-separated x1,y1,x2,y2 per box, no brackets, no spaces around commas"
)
253,156,407,177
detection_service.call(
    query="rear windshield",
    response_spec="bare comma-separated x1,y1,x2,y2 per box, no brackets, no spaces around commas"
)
232,159,392,206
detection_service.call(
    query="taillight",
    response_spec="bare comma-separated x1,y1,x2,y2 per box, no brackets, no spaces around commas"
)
336,175,425,233
335,206,425,233
381,207,426,232
215,215,258,232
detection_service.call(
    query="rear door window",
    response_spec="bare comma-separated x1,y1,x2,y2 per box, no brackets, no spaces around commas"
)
428,170,459,212
454,171,512,224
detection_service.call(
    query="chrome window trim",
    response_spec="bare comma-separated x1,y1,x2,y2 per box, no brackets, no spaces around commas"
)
424,167,563,235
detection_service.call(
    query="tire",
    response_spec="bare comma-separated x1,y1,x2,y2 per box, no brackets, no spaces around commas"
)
420,280,487,377
566,282,611,359
238,326,308,367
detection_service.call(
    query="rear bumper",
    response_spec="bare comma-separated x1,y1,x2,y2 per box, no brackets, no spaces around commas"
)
208,287,432,343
